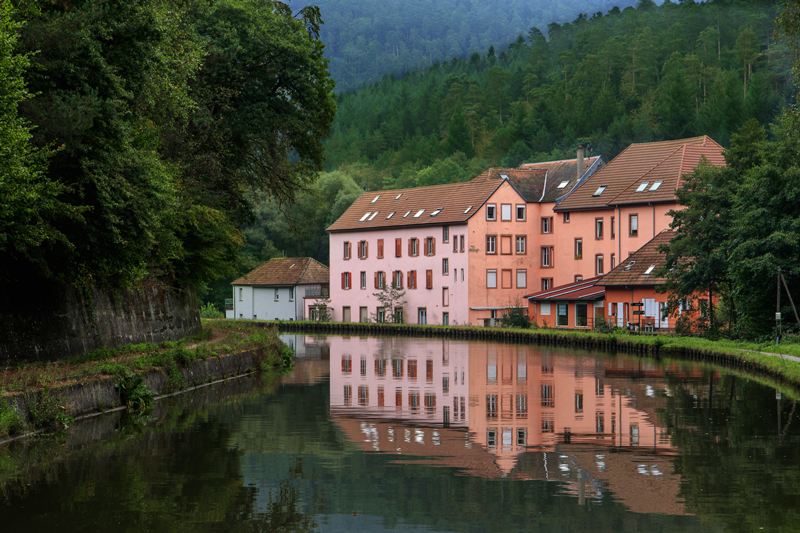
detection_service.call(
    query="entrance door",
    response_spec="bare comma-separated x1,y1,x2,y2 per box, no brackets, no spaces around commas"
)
418,308,427,325
343,306,351,322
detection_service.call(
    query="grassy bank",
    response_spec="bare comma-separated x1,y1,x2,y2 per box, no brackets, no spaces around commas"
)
0,323,294,439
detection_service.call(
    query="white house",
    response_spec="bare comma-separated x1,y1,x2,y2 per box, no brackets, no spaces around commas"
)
227,257,329,320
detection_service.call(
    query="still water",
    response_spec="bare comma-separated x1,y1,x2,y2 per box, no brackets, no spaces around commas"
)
1,334,799,532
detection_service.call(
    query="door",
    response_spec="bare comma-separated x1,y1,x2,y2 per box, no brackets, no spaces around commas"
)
343,306,351,323
418,308,427,325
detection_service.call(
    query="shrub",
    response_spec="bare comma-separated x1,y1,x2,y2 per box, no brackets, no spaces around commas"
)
116,371,154,412
25,387,72,430
199,302,224,319
0,400,24,437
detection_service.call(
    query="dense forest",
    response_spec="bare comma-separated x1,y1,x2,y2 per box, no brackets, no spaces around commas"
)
288,0,638,92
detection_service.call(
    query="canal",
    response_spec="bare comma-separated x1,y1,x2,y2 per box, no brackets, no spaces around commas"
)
0,334,798,532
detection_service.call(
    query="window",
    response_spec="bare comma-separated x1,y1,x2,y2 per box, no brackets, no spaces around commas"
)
461,269,464,281
443,226,449,243
392,270,403,289
595,254,604,275
453,236,458,253
460,235,465,253
387,212,395,219
358,240,368,259
430,208,442,217
486,204,496,220
274,288,279,302
368,211,379,221
517,269,527,288
289,288,294,302
343,241,351,260
442,287,449,307
574,238,583,259
644,264,656,275
557,303,568,326
464,205,473,214
595,218,603,240
611,217,615,239
515,236,526,254
541,246,553,267
426,270,433,289
630,214,638,237
409,238,419,256
413,209,425,218
359,212,371,222
576,302,588,327
501,269,512,289
541,278,552,291
238,288,243,301
486,235,497,254
611,253,616,269
592,185,607,196
541,384,554,408
359,307,368,323
425,237,436,256
557,180,570,189
501,204,512,221
575,275,583,282
377,307,385,323
443,258,449,275
360,271,366,289
342,272,351,290
418,308,427,325
374,271,385,289
563,212,570,223
377,239,384,258
407,270,417,289
487,269,497,288
343,306,351,322
650,180,663,191
443,312,449,325
395,238,402,257
516,205,526,221
575,391,584,413
541,217,552,234
636,182,649,192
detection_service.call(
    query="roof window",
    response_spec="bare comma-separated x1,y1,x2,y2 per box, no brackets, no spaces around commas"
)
635,182,649,192
557,180,570,189
592,186,607,197
370,195,380,203
650,181,663,191
359,212,371,222
500,174,508,179
643,264,656,275
403,210,411,218
413,209,425,218
386,212,395,219
430,208,443,217
623,261,636,271
395,193,403,200
368,211,379,220
464,206,473,214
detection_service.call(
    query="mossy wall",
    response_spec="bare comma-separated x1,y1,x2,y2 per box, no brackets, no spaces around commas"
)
0,281,201,365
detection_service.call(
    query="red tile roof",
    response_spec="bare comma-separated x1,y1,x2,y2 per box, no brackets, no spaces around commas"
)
595,230,674,286
326,178,507,233
232,257,329,286
520,156,603,202
525,276,606,301
556,136,724,211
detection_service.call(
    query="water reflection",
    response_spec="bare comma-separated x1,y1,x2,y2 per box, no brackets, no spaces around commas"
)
329,336,710,514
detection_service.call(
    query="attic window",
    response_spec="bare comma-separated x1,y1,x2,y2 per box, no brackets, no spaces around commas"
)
395,193,403,200
592,186,607,197
650,181,663,191
500,174,508,179
635,182,649,192
623,261,636,272
386,212,395,219
643,264,656,275
413,209,425,218
403,210,411,218
359,212,371,222
430,208,443,217
371,195,380,203
557,180,570,189
290,264,295,269
464,206,473,214
368,211,379,220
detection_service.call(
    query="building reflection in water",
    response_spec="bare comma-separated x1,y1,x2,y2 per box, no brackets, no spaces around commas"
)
327,336,702,515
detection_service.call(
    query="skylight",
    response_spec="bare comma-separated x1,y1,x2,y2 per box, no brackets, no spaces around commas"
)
413,209,425,218
464,206,473,214
623,261,636,271
368,211,379,220
359,212,371,222
635,182,649,192
430,208,443,217
650,181,663,191
403,210,411,218
557,180,570,189
386,212,395,219
592,186,607,197
370,195,380,203
500,174,508,179
395,193,403,200
644,265,656,275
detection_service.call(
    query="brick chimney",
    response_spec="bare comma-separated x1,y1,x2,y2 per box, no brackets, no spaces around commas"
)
577,145,585,180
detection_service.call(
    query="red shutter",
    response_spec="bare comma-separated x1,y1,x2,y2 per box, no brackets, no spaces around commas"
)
432,238,436,256
365,241,369,259
408,238,412,256
407,271,412,289
374,272,378,289
426,270,433,289
341,272,345,289
396,238,402,257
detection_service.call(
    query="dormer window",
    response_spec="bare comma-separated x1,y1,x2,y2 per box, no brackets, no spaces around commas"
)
359,212,371,222
395,193,403,200
643,265,656,275
413,209,425,218
464,206,473,214
368,211,379,220
430,208,443,217
635,182,649,192
403,210,411,218
650,181,663,191
557,180,570,189
386,212,395,219
592,186,607,197
623,261,636,271
371,195,380,203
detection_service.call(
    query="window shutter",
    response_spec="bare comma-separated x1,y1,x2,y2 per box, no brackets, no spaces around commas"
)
365,241,369,259
342,272,346,289
396,238,402,257
374,272,378,289
432,238,436,256
407,271,411,289
408,238,412,256
426,270,433,289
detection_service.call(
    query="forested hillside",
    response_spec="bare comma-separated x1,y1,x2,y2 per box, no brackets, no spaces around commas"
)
289,0,637,92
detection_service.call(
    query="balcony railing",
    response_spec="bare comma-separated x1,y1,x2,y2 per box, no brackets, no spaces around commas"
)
304,286,330,299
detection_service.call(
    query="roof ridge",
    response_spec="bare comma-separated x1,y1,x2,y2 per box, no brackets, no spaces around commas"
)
607,144,685,205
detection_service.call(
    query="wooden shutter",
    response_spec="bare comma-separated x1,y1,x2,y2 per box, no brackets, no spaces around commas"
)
341,272,346,289
378,239,383,258
426,270,433,289
365,241,369,259
407,271,412,289
396,238,402,257
374,272,378,289
432,238,436,256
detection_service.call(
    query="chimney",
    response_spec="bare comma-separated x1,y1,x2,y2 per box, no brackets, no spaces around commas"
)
576,145,585,180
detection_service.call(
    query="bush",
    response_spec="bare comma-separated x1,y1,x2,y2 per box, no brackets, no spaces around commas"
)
25,387,72,430
199,302,224,319
501,307,531,329
116,371,154,412
0,400,24,437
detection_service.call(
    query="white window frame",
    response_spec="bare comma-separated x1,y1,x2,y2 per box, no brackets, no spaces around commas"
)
487,269,497,288
486,204,496,220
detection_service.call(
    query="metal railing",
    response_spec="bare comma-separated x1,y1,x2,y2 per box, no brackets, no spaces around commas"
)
304,286,330,298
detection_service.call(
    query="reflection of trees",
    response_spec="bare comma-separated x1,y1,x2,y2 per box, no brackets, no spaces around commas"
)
660,372,800,531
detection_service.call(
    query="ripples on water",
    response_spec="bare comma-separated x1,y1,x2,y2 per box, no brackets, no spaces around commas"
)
0,334,798,532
